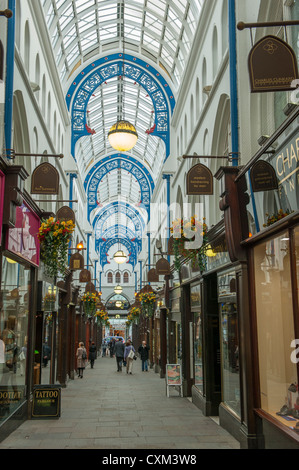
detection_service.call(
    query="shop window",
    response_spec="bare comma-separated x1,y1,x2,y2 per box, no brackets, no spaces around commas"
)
194,311,203,394
0,257,31,421
220,301,240,416
254,231,298,430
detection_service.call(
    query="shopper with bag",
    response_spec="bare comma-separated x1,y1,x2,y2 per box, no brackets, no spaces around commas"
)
124,340,136,375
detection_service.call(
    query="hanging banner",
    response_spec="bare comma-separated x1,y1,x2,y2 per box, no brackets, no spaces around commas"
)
250,160,278,192
248,35,298,93
186,163,213,195
31,163,59,195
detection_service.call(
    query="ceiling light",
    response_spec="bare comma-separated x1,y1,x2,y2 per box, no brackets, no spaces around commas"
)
108,120,138,152
114,285,123,294
113,250,127,264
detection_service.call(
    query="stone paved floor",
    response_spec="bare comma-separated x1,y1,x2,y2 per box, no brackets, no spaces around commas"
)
0,355,240,450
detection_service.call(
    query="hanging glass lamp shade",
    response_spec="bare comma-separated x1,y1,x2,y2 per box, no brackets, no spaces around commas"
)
108,120,138,152
113,250,127,264
115,300,123,308
114,285,123,294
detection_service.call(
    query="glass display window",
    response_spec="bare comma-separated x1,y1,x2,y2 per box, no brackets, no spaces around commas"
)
254,230,299,432
0,256,31,421
219,301,240,417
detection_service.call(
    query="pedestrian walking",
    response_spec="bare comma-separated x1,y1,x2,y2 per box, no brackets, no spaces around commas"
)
114,338,125,372
89,341,97,368
76,342,87,378
102,339,107,357
124,340,135,375
109,338,115,357
138,340,150,371
42,342,51,367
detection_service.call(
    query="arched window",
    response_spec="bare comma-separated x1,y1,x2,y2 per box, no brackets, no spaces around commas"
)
115,272,121,284
123,272,129,283
24,21,30,75
107,272,113,284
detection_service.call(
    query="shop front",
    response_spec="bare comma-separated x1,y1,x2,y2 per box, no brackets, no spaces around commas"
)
0,190,41,440
240,109,299,448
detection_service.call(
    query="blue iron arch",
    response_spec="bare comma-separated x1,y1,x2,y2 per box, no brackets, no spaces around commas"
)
100,225,142,252
66,54,175,159
99,237,138,268
93,201,147,242
85,154,155,221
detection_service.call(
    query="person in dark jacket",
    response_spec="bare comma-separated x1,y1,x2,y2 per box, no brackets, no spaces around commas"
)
89,341,97,368
114,338,125,372
138,340,150,371
42,342,51,368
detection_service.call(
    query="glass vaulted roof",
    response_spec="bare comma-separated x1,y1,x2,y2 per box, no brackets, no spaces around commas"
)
41,0,203,89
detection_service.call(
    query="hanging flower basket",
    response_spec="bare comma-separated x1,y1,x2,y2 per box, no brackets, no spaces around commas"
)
82,292,98,317
45,313,53,326
263,209,293,227
170,217,208,272
94,309,109,325
139,293,156,317
38,217,75,278
43,292,56,311
127,307,141,325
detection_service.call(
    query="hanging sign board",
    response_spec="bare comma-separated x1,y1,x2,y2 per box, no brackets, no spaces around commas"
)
32,385,61,419
85,282,96,293
69,252,84,270
156,258,170,276
250,160,278,192
148,268,159,282
56,206,76,224
248,35,298,93
141,284,154,293
79,269,91,283
31,163,59,195
166,364,183,397
186,163,213,195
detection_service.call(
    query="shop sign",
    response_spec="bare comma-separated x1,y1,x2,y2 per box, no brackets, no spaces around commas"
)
186,163,213,195
79,269,91,283
155,258,170,275
0,386,25,417
32,385,61,419
56,206,76,224
5,202,40,266
0,170,5,244
147,268,159,282
31,163,59,195
166,364,183,397
250,160,278,192
248,35,298,93
69,252,84,270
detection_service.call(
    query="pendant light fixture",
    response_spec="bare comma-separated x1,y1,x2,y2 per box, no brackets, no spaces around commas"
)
108,0,138,152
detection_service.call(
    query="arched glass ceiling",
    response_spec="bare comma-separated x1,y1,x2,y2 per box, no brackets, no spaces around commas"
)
96,168,141,206
75,75,165,179
41,0,203,90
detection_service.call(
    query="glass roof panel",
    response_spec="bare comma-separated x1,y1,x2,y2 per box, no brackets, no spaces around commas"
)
41,0,203,90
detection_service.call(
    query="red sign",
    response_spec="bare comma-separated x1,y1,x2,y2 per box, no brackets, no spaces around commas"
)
6,202,40,266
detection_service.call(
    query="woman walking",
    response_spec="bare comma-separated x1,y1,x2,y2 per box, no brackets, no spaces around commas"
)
89,341,97,368
124,340,135,375
76,342,87,378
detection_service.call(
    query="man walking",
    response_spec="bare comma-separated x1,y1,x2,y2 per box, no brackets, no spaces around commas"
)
114,338,125,372
138,340,150,372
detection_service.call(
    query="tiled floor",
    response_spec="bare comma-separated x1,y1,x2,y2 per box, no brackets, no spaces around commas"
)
0,356,240,450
